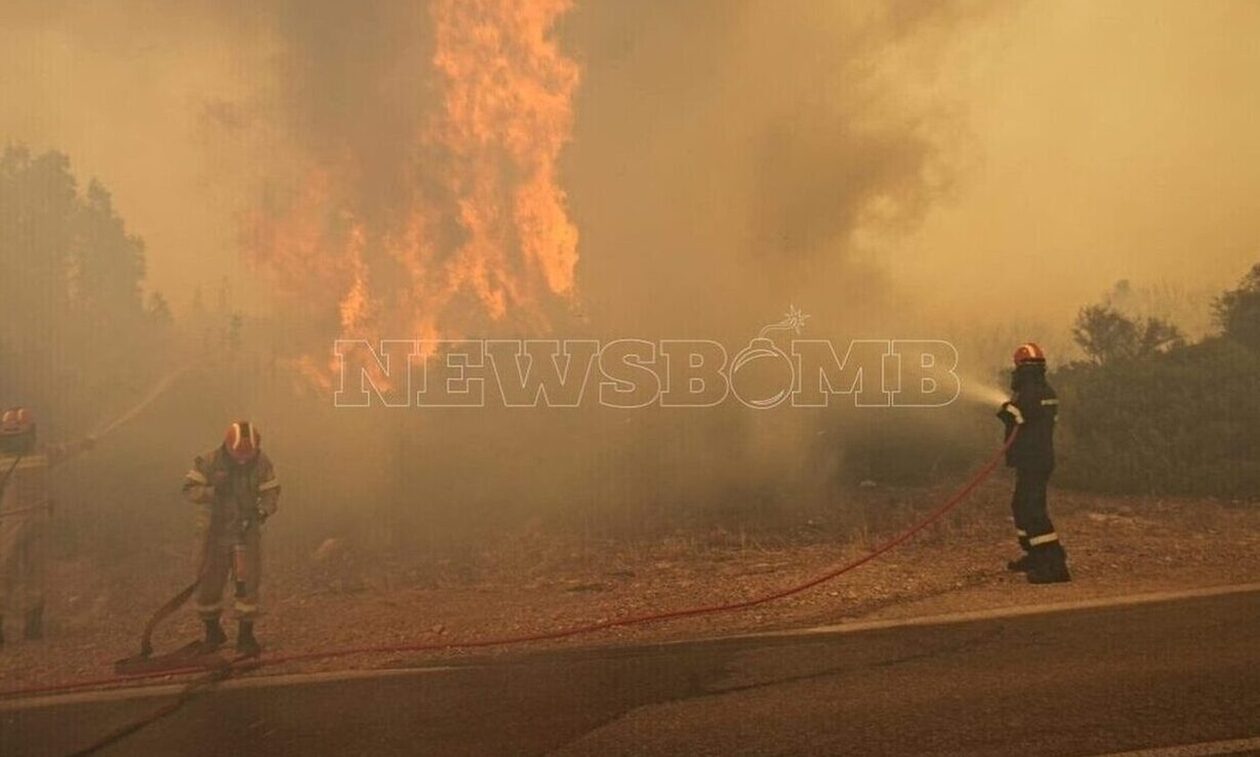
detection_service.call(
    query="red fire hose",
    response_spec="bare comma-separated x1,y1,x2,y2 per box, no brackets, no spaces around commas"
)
1,431,1015,703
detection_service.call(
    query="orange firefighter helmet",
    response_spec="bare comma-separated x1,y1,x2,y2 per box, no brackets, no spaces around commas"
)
1012,342,1047,365
0,406,34,436
224,420,261,463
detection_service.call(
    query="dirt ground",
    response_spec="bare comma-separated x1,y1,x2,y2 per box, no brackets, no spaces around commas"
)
2,476,1258,694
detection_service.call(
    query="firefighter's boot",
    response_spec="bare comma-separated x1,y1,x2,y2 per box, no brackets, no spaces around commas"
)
1006,554,1033,572
23,604,44,640
1026,545,1071,584
198,617,227,653
236,620,261,657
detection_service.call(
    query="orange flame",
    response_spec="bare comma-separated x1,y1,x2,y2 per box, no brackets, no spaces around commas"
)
431,0,581,312
245,0,581,388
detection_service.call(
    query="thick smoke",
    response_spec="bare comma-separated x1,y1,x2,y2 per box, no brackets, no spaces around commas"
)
566,1,985,338
234,0,994,540
0,1,1002,545
19,2,1259,548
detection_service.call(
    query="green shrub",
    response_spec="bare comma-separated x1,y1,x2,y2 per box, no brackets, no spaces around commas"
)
1054,337,1260,497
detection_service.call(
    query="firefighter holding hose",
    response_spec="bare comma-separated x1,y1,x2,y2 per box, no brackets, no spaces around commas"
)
182,421,280,656
0,407,95,646
997,343,1071,584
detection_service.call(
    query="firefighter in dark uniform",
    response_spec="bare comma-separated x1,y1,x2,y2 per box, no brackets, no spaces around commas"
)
997,343,1071,584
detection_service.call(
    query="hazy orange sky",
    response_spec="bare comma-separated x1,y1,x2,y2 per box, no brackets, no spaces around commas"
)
897,0,1260,325
1,0,1256,335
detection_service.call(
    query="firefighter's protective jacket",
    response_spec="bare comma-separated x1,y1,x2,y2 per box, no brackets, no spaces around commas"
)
0,441,90,518
998,369,1058,472
182,448,280,538
0,440,91,615
0,454,50,519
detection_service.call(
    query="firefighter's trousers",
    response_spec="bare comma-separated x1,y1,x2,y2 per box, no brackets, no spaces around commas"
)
0,512,46,615
195,524,262,621
1011,467,1064,558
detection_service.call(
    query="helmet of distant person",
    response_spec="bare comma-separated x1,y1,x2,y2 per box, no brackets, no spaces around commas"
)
0,407,34,436
223,420,261,464
0,407,36,454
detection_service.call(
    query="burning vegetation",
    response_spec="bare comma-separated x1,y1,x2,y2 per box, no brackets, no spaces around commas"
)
243,0,582,389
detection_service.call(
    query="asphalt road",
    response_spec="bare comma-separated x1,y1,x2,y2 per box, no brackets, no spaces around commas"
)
3,589,1259,756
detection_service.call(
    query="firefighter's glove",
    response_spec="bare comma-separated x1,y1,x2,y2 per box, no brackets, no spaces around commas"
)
997,401,1024,425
